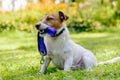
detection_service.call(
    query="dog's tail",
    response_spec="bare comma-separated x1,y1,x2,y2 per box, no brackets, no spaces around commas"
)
98,57,120,65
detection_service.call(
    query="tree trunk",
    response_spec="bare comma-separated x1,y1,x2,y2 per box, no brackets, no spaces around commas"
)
101,0,103,5
11,0,15,11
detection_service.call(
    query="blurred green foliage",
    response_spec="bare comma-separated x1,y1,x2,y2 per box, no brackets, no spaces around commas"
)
68,0,120,32
0,10,42,32
0,0,120,32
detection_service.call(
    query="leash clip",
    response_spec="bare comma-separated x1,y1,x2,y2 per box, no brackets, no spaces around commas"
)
40,55,44,64
40,51,47,64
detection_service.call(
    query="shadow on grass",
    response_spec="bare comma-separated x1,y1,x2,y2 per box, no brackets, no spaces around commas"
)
46,67,59,74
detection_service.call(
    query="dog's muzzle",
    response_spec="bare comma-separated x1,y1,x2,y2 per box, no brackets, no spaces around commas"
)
35,23,48,34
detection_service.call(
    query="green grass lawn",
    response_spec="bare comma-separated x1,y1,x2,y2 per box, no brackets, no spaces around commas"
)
0,31,120,80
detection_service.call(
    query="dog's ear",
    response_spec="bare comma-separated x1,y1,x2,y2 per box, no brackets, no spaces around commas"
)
59,11,69,21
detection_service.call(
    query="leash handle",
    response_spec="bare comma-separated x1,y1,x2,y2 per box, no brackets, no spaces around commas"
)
41,51,47,56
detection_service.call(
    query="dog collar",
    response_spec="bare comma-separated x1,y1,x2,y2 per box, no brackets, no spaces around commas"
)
53,28,65,37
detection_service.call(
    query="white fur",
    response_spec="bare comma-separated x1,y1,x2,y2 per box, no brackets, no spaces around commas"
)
40,23,120,74
40,23,98,73
98,57,120,65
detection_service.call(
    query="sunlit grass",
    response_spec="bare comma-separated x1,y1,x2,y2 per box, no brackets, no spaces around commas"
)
0,31,120,80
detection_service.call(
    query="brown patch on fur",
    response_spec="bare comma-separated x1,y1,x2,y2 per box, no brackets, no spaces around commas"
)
41,11,68,29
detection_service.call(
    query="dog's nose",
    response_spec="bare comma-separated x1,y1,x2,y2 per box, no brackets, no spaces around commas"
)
35,24,41,29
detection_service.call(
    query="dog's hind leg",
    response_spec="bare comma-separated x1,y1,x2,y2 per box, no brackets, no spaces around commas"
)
83,56,96,71
71,58,85,70
64,56,73,71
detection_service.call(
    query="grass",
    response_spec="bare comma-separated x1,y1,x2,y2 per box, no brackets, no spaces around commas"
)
0,31,120,80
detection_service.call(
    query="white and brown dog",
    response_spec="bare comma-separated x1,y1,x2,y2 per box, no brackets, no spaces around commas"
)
35,11,120,74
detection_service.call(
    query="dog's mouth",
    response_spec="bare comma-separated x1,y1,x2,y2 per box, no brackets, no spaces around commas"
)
36,23,57,37
39,29,45,34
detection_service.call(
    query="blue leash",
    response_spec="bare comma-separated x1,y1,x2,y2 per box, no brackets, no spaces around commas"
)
37,27,57,64
37,32,47,56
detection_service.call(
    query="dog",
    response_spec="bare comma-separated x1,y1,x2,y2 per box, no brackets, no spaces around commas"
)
35,11,120,74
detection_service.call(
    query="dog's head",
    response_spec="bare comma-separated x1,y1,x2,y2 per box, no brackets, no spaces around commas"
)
35,11,69,33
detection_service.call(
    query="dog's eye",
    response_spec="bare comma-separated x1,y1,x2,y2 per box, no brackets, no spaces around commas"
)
47,17,54,21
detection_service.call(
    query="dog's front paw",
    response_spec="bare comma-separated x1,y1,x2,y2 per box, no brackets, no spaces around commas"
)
64,68,71,71
38,71,45,75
